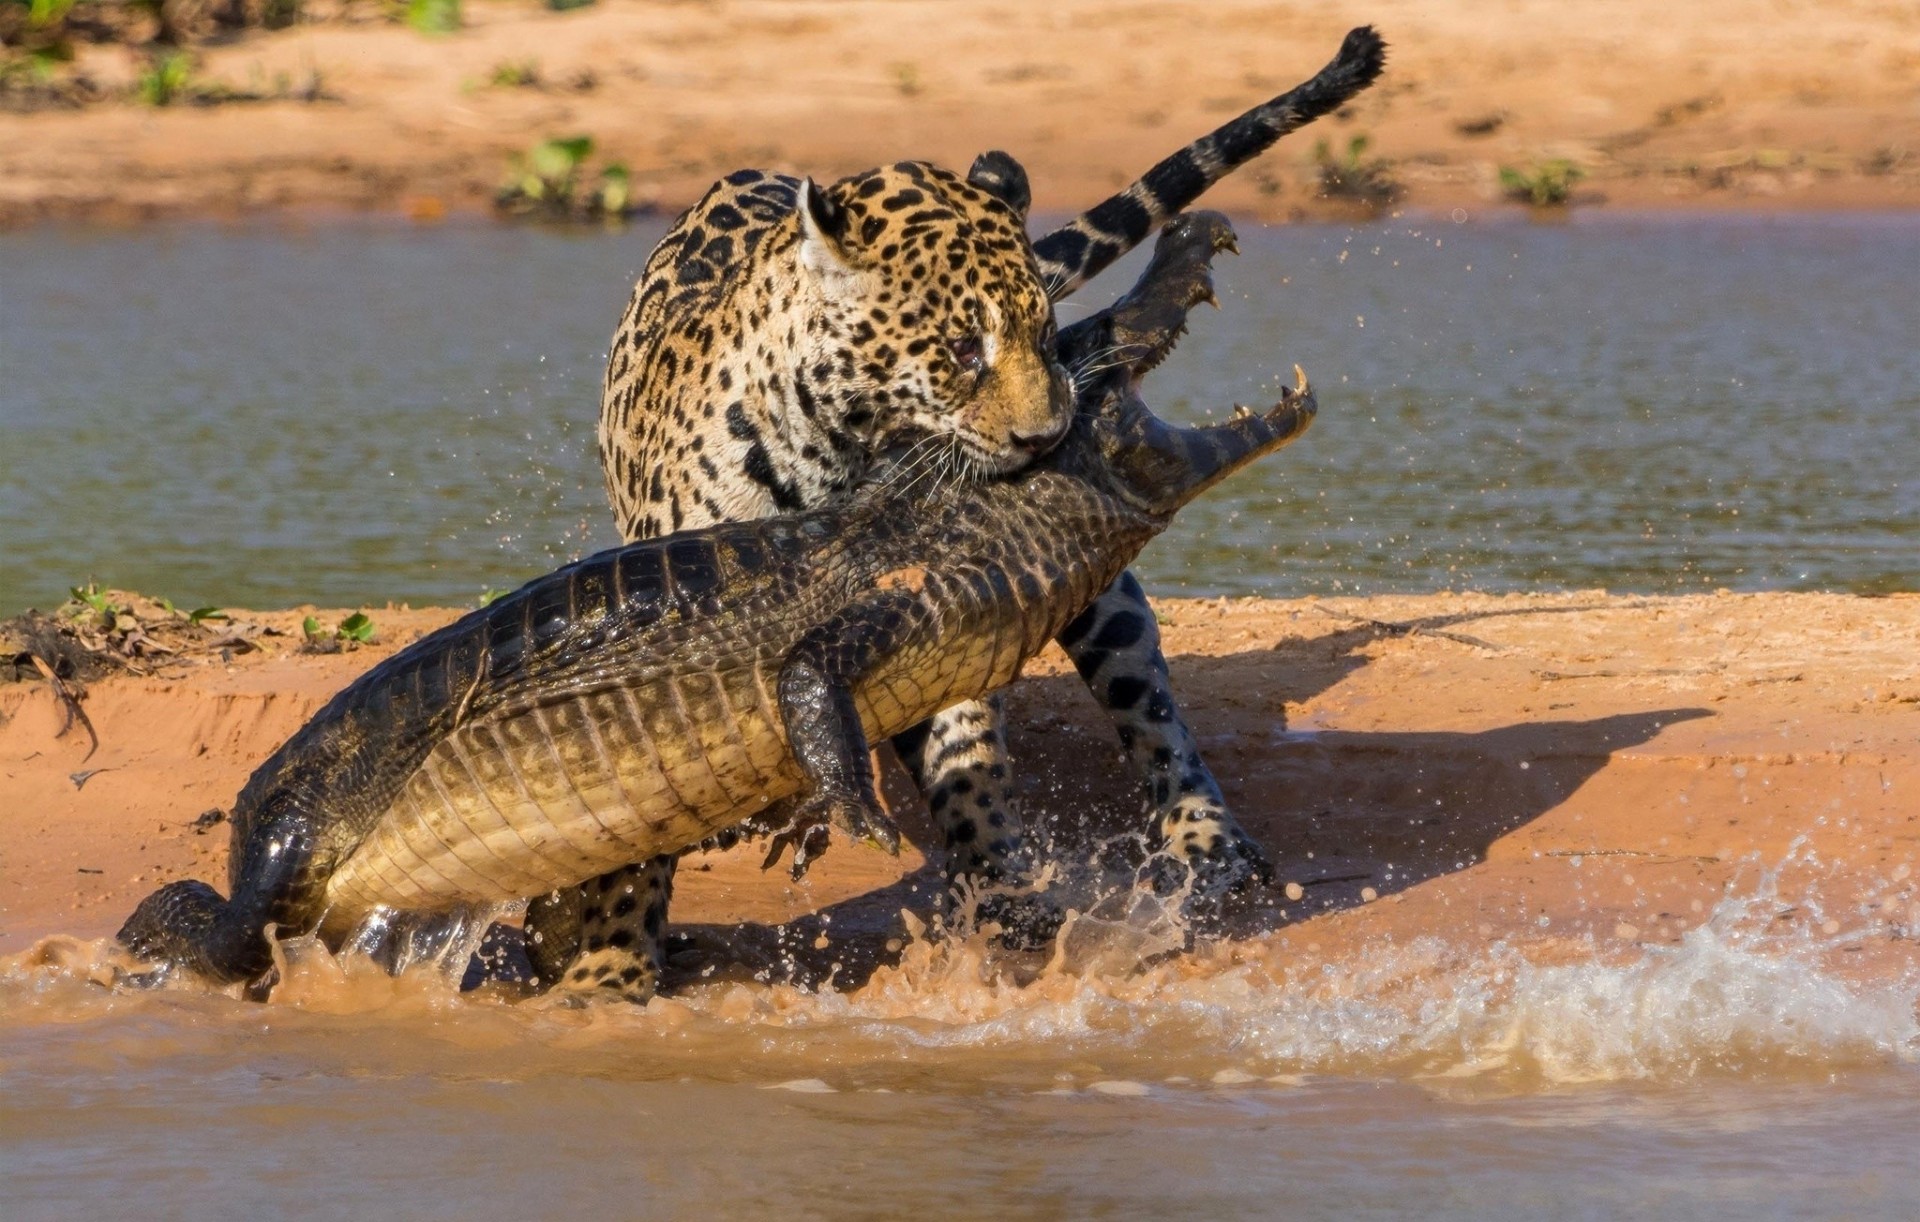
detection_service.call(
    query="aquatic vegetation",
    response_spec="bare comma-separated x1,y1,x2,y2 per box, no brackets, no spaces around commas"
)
1311,132,1402,210
129,47,331,108
1,588,267,705
1499,158,1585,208
495,135,638,222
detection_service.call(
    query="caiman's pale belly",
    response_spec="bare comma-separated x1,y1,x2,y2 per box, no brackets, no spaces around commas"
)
322,612,1025,919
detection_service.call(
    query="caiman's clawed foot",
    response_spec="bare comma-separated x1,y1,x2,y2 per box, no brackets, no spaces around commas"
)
758,819,834,881
760,786,901,879
1090,211,1241,378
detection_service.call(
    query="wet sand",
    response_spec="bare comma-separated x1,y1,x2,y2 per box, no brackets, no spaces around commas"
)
5,590,1916,993
3,0,1918,227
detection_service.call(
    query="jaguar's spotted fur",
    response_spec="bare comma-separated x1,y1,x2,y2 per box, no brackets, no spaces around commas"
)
531,28,1386,1002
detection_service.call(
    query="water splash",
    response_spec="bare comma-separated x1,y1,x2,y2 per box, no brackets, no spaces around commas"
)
6,864,1915,1093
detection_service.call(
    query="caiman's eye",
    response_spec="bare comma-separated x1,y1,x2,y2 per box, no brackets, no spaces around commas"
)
946,334,985,373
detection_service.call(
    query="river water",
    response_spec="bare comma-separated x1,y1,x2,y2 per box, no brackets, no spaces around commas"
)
5,872,1920,1219
1,213,1915,613
3,213,1918,1215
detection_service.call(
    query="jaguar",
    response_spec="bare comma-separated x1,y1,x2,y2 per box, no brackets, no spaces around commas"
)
529,27,1386,1000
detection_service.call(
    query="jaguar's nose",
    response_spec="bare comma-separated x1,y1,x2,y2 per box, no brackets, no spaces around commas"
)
1010,417,1071,455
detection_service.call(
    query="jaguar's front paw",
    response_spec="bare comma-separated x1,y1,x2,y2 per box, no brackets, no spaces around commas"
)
1149,802,1274,926
973,889,1067,952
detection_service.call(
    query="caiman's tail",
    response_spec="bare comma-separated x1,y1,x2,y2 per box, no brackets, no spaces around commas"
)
118,803,318,989
118,879,277,986
1029,25,1388,299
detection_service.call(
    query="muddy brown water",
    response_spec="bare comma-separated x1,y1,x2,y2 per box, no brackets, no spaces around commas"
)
5,874,1919,1218
3,214,1919,1215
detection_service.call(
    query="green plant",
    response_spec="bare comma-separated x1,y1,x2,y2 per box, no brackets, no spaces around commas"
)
510,134,592,205
1312,133,1402,209
544,0,595,10
478,588,509,606
154,595,228,624
69,583,111,614
1498,158,1584,207
496,135,637,220
66,582,128,624
137,50,195,107
2,0,78,79
303,612,375,645
488,58,539,88
405,0,459,34
24,0,80,25
596,162,631,214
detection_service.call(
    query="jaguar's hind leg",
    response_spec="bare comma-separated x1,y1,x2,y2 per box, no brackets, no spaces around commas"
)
894,697,1060,947
894,696,1029,882
1057,570,1272,910
530,858,675,1004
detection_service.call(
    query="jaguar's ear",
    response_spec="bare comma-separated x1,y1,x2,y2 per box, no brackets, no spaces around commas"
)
967,150,1031,220
796,177,852,276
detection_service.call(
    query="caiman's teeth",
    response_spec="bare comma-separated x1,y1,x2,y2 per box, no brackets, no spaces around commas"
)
1293,363,1311,396
1203,287,1221,309
1140,320,1188,373
1232,404,1255,420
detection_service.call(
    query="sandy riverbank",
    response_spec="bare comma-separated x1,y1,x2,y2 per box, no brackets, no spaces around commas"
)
5,591,1916,992
3,0,1918,228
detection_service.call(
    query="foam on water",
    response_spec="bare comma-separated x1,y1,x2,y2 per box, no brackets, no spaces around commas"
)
5,864,1915,1094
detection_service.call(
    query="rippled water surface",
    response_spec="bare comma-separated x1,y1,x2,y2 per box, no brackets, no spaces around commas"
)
1,213,1915,613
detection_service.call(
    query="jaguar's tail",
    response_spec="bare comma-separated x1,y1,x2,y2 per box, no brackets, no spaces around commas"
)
1031,26,1387,300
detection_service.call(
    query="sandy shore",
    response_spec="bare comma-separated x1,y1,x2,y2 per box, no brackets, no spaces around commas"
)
5,591,1916,989
3,0,1918,227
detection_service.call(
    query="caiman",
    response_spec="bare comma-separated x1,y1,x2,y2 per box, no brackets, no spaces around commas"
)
117,211,1318,992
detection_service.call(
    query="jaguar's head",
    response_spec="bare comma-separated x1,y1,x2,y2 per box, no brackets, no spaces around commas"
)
791,156,1073,477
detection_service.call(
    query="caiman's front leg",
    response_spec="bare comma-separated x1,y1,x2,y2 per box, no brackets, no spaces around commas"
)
772,596,924,863
523,598,926,1004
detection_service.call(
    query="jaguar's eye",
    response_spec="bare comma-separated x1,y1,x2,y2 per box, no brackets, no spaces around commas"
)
946,334,985,373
